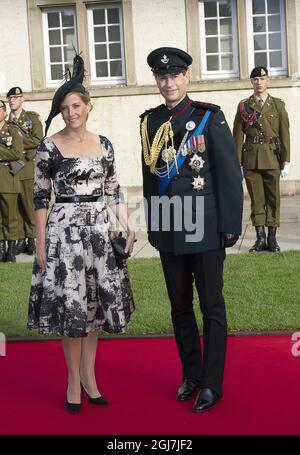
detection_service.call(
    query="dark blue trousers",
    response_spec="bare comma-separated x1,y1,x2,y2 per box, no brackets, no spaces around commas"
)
160,248,227,397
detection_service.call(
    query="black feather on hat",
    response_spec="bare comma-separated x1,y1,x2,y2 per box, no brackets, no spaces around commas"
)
45,51,86,135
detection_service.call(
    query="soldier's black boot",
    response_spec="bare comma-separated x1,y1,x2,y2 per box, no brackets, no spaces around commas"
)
0,241,6,262
16,239,27,255
249,226,266,252
6,241,16,262
27,238,36,255
267,227,280,252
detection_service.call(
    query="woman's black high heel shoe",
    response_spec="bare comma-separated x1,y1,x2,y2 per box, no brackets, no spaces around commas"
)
65,384,81,413
80,383,108,405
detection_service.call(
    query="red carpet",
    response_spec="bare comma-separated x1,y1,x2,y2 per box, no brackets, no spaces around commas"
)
0,336,299,435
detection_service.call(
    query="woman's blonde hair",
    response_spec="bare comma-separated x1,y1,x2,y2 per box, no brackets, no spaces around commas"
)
61,90,93,110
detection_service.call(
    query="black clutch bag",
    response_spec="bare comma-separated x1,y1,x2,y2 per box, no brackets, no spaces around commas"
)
110,232,129,268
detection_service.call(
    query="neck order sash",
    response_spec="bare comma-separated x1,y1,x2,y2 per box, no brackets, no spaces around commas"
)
158,109,212,196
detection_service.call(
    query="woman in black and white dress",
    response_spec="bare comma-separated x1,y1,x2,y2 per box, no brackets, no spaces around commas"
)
27,55,135,413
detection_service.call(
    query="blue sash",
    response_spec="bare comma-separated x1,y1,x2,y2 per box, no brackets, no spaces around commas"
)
158,109,212,196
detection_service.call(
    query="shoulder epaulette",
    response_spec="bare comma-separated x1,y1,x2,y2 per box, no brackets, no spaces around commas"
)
239,98,250,106
272,96,285,104
139,104,165,120
191,101,220,112
26,111,40,116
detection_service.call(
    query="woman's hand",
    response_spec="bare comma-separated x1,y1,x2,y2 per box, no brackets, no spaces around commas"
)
124,230,135,256
36,240,46,269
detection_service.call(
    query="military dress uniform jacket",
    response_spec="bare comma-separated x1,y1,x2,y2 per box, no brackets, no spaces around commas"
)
141,96,243,255
233,94,290,169
0,122,23,193
8,109,43,180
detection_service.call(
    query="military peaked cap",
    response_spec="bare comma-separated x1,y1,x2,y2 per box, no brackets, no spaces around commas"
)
147,47,193,75
250,66,268,78
6,86,23,97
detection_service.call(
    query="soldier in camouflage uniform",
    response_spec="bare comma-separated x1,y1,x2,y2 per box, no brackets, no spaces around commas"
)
6,87,44,255
0,99,24,262
233,67,290,252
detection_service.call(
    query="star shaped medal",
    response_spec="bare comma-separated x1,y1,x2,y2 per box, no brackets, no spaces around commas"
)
189,154,205,172
192,176,205,191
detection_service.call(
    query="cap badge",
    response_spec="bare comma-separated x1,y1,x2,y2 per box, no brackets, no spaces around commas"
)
16,88,21,95
260,68,266,76
161,55,169,64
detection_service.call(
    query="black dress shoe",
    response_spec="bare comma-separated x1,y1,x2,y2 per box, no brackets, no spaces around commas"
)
65,383,81,413
65,399,81,413
177,379,199,401
193,388,218,413
81,383,108,405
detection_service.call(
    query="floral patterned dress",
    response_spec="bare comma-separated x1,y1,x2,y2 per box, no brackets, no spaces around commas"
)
27,135,135,337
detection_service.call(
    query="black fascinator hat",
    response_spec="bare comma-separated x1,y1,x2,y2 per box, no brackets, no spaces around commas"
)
45,52,86,135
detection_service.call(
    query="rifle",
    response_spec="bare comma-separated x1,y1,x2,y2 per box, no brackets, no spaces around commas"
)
0,160,25,176
274,140,284,170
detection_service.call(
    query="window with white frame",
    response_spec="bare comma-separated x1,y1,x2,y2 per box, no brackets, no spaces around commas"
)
42,7,78,87
246,0,287,76
87,3,126,85
198,0,239,79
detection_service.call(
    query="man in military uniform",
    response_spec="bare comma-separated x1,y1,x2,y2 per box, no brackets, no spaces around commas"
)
233,67,290,252
140,47,243,412
0,99,24,262
6,87,43,255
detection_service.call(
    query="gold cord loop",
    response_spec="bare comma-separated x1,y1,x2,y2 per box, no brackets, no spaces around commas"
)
141,115,177,175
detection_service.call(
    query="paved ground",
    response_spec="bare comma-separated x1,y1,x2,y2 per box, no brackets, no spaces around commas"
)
16,194,300,263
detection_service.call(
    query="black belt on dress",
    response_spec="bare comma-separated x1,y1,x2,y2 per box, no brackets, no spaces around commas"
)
55,195,103,203
245,135,280,144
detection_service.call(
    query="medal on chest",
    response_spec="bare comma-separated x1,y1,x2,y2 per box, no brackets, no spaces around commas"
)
181,133,206,156
179,121,196,156
189,154,205,172
192,176,205,191
19,113,32,131
0,127,12,146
